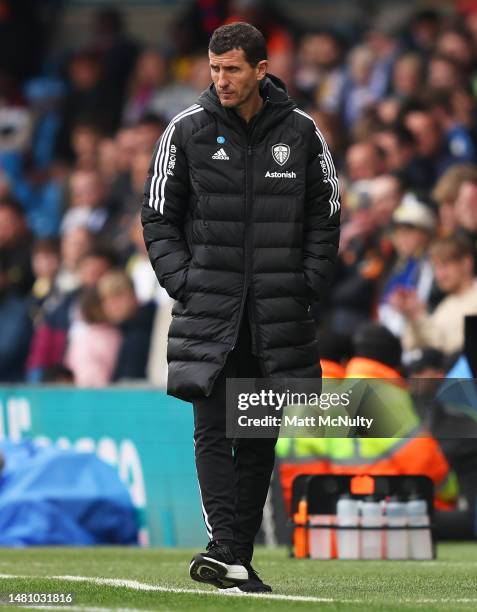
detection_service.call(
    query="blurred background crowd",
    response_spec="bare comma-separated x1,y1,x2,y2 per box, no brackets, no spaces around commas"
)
1,0,477,389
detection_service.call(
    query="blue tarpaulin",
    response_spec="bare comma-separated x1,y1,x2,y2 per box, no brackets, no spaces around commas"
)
0,440,138,546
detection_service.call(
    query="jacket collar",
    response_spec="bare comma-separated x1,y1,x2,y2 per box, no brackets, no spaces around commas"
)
198,73,296,140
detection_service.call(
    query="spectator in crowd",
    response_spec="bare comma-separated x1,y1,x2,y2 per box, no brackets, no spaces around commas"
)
70,121,104,170
392,53,424,100
133,113,165,154
379,194,436,337
342,45,379,127
346,141,384,182
97,137,120,189
369,174,403,228
30,237,61,321
396,235,477,355
86,6,139,104
126,213,163,305
327,201,387,333
108,149,152,257
55,51,120,162
373,124,432,192
122,49,168,125
98,270,155,381
0,198,34,296
454,177,477,258
295,31,346,113
26,247,117,382
0,258,33,382
365,17,400,99
56,226,94,294
148,54,212,122
427,54,464,91
403,107,460,184
427,89,476,163
405,9,442,57
432,163,477,235
64,287,122,387
436,28,474,73
60,168,109,236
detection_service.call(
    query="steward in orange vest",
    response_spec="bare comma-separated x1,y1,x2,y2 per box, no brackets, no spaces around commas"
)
277,324,458,512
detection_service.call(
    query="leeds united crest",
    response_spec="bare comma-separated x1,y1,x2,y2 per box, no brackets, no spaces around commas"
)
272,143,290,166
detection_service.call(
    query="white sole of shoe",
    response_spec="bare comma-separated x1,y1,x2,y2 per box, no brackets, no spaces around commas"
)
189,554,248,586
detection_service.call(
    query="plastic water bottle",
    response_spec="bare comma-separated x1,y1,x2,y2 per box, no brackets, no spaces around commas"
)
293,498,309,558
308,514,333,559
406,498,433,560
336,496,360,559
360,497,383,559
385,498,408,559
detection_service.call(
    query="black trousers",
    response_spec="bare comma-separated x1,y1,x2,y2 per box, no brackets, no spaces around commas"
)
192,311,277,562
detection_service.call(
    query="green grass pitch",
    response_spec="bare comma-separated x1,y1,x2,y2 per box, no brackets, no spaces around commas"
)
0,543,475,611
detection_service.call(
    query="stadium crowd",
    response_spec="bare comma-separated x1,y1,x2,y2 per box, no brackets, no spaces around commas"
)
0,0,476,387
0,0,476,537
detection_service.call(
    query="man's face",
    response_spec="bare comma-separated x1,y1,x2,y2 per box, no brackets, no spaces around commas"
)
370,176,402,226
209,48,266,110
432,256,470,293
69,171,103,208
346,143,381,181
101,290,136,324
405,112,441,157
78,256,112,287
454,181,477,232
392,225,430,259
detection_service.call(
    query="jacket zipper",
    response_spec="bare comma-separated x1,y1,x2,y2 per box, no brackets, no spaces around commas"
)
230,144,253,350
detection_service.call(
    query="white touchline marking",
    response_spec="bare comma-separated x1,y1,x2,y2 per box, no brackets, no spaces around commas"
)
20,607,153,612
0,574,335,603
0,574,476,606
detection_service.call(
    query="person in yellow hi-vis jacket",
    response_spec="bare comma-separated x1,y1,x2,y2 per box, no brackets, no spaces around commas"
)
276,324,458,513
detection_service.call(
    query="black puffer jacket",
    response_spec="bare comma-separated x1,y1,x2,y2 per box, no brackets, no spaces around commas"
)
141,75,340,401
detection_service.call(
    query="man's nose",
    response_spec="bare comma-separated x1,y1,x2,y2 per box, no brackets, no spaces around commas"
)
217,71,229,89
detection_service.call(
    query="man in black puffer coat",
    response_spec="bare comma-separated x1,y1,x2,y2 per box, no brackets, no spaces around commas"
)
141,23,340,592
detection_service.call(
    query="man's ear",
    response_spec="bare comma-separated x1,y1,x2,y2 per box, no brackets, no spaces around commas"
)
256,60,268,81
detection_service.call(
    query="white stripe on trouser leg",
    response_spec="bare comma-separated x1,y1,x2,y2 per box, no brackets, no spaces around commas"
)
193,438,213,539
198,485,213,539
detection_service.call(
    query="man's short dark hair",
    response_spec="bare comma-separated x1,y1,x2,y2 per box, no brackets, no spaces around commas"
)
209,22,267,67
429,234,474,263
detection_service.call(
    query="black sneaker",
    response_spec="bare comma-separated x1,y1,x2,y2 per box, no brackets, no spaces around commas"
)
189,540,248,588
227,560,272,593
